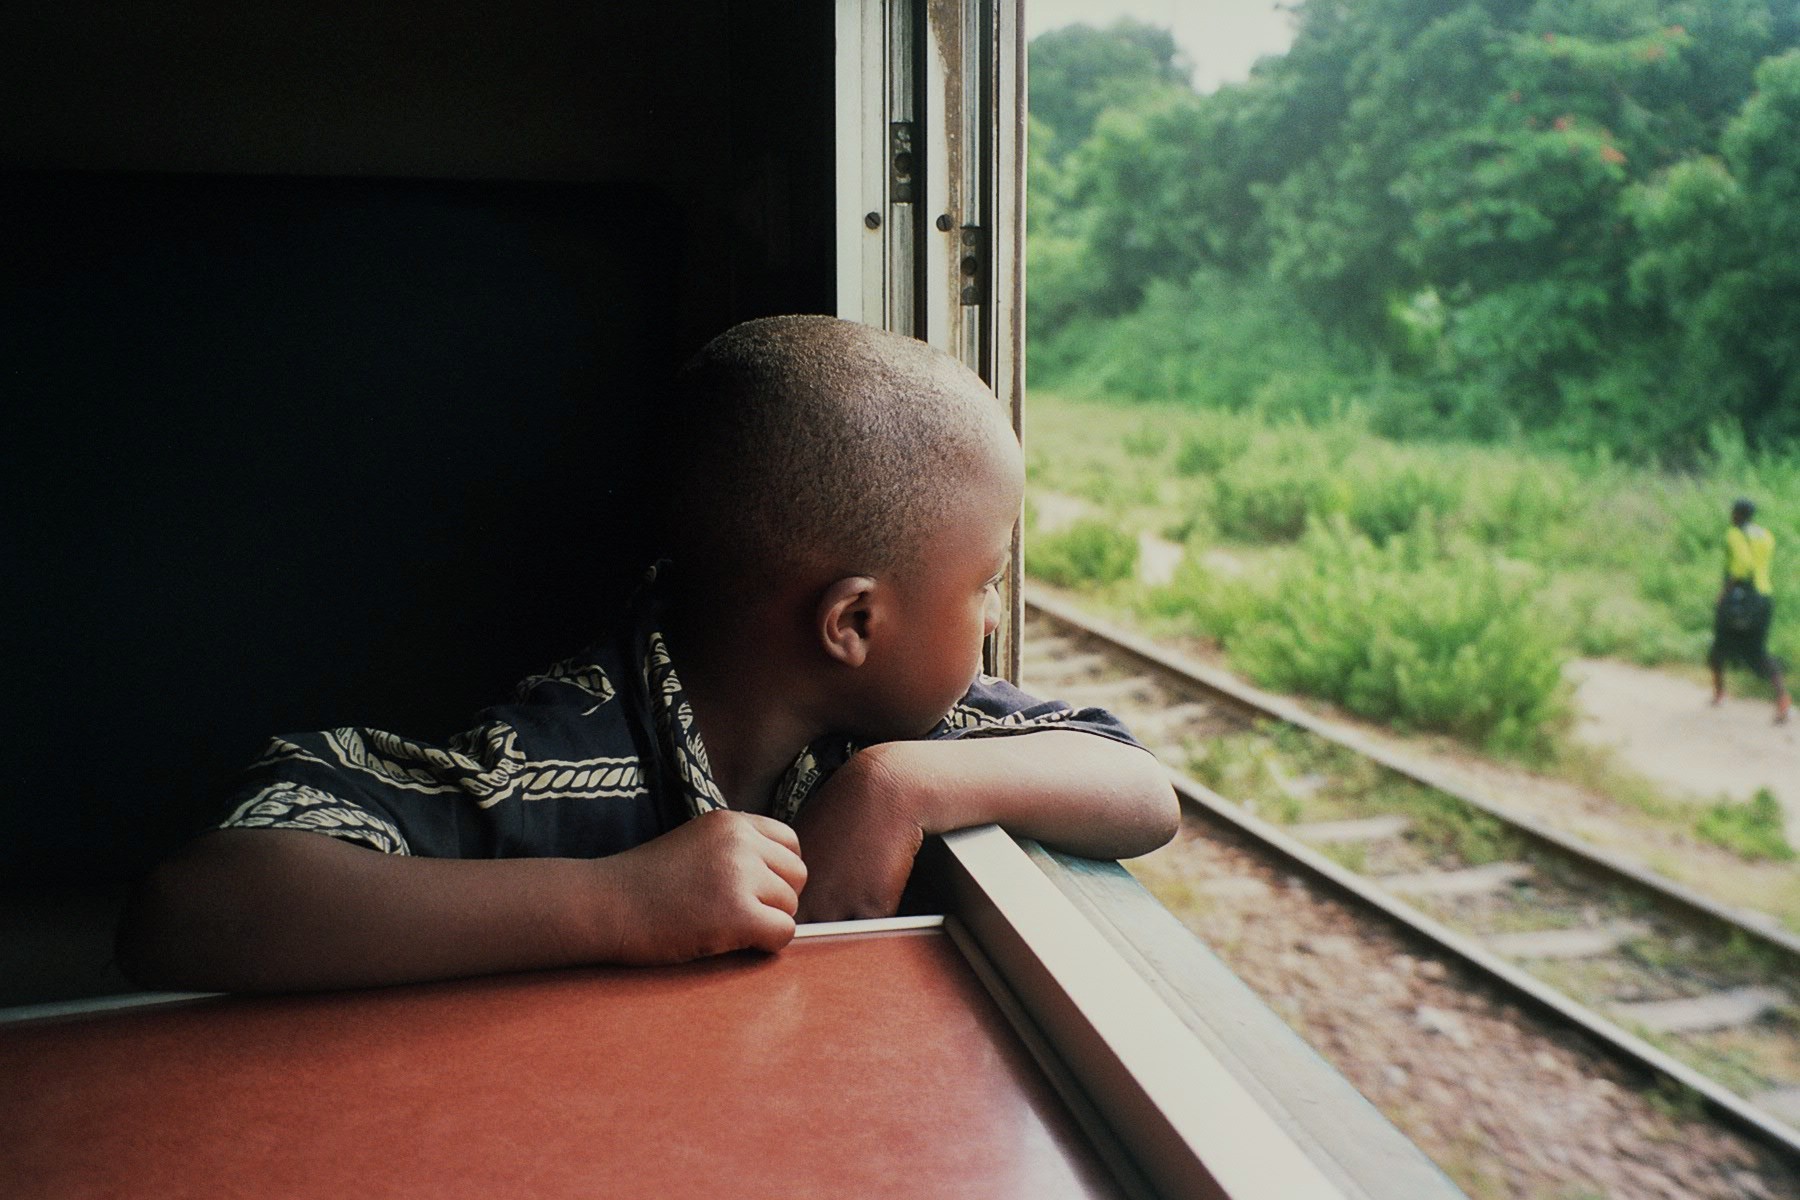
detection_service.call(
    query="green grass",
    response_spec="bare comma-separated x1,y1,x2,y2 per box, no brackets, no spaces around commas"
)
1023,518,1138,588
1024,390,1800,759
1696,789,1796,862
1182,724,1524,867
1147,519,1568,757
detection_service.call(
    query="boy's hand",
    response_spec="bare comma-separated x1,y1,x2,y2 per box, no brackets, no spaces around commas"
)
793,748,924,923
602,809,808,963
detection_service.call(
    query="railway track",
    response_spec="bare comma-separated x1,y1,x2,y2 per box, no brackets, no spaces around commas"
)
1021,587,1800,1160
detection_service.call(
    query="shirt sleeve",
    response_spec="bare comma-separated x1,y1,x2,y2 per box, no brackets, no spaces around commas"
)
214,711,676,861
926,674,1148,751
216,735,416,855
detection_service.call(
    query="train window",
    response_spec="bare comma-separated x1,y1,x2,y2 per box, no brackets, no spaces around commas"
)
1,2,1470,1195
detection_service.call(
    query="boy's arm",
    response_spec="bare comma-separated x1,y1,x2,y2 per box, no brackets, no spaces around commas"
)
792,730,1177,922
117,810,806,993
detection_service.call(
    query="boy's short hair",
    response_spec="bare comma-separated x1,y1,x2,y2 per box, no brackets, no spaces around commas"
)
660,315,1012,589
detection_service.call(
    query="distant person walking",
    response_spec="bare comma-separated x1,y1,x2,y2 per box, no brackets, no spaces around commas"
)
1709,498,1791,724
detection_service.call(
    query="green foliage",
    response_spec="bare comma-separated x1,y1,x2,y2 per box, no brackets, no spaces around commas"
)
1150,515,1568,756
1121,422,1170,458
1211,447,1351,542
1627,49,1800,446
1194,420,1465,544
1038,387,1800,670
1462,457,1580,552
1238,520,1568,755
1696,788,1796,861
1027,0,1800,461
1032,269,1370,415
1028,20,1191,167
1023,519,1139,589
1345,451,1466,543
1139,556,1264,643
1172,413,1255,477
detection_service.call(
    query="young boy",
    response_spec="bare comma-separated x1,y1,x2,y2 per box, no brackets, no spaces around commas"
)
116,316,1178,992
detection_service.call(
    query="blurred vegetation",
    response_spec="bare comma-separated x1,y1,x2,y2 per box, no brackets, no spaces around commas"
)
1023,518,1139,588
1023,6,1800,760
1697,789,1796,861
1028,393,1800,756
1029,3,1800,461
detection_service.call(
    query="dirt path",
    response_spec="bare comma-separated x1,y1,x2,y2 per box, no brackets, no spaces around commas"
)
1569,659,1800,843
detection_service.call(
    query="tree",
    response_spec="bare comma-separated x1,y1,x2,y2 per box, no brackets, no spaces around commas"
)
1029,20,1191,168
1630,50,1800,444
1027,0,1800,455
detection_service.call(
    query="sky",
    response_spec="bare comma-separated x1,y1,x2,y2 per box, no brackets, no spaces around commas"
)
1023,0,1298,92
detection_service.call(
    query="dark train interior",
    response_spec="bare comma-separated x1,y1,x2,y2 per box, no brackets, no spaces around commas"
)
2,1,838,1005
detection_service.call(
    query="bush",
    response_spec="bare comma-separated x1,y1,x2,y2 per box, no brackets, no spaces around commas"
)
1222,519,1568,756
1172,417,1253,476
1142,556,1265,640
1029,268,1371,413
1343,454,1465,544
1122,422,1171,458
1635,553,1716,628
1027,390,1800,681
1211,446,1351,541
1205,423,1465,545
1696,789,1795,862
1463,459,1579,554
1571,587,1674,659
1025,519,1139,588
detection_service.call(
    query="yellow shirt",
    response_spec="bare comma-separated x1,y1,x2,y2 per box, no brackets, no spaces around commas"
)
1726,523,1775,595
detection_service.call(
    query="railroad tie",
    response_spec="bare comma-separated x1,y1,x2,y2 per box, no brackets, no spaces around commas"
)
1019,635,1078,665
1126,702,1215,740
1054,674,1164,708
1193,875,1272,900
1269,768,1329,801
1608,986,1787,1035
1021,651,1110,683
1376,861,1533,897
1288,814,1411,845
1481,921,1652,961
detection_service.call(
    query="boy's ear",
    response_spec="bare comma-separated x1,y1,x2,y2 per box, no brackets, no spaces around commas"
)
817,575,879,667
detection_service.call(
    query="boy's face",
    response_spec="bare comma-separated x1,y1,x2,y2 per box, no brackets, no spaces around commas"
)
861,432,1024,739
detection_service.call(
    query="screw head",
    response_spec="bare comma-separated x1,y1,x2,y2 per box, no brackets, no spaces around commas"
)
864,212,882,229
936,214,954,232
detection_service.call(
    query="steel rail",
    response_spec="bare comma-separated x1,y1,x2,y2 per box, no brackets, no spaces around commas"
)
1023,586,1800,1160
1166,768,1800,1160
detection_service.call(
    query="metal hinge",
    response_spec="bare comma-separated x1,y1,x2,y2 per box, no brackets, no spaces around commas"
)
958,223,985,306
889,122,916,203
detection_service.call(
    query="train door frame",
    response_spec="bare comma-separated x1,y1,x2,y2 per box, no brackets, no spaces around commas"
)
836,0,1028,682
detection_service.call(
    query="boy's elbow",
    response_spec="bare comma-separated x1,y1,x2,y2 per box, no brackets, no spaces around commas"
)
115,832,280,993
1053,739,1179,860
1119,758,1180,858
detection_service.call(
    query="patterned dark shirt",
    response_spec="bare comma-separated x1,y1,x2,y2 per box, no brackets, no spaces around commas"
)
218,572,1144,859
